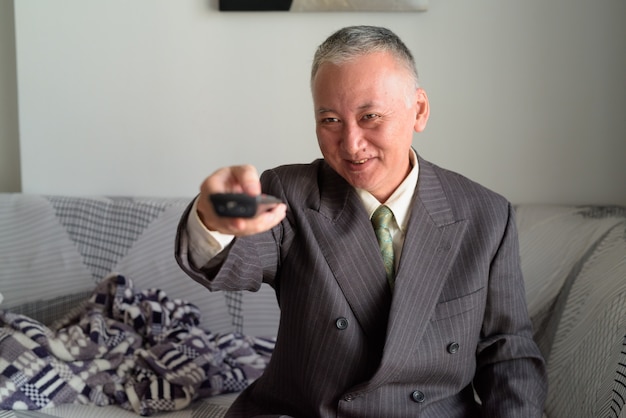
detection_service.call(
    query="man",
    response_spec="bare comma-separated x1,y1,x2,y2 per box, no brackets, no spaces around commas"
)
176,25,547,417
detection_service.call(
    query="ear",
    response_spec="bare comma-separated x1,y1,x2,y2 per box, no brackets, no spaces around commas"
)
413,88,430,133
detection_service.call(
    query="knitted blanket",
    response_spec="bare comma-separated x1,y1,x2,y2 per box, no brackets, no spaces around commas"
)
0,274,274,416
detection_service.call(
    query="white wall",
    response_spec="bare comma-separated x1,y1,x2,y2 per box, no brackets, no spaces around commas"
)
0,0,20,193
13,0,626,205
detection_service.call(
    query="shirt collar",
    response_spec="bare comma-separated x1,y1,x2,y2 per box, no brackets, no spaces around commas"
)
356,149,419,232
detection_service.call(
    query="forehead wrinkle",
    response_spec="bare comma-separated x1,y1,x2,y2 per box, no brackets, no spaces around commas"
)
316,101,379,115
356,102,377,112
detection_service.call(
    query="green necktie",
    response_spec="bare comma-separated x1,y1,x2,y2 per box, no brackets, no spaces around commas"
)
371,205,395,289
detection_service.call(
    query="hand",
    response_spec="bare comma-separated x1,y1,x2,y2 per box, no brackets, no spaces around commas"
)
196,165,287,236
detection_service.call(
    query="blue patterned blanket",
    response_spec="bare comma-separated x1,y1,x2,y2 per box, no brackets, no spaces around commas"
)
0,274,274,415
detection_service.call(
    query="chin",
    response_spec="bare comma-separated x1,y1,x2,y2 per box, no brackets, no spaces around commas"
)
344,172,376,191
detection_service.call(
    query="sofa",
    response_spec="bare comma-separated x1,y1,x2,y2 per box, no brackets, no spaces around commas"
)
0,193,624,418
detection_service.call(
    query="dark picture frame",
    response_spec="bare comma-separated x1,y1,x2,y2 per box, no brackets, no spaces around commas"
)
219,0,428,12
220,0,293,11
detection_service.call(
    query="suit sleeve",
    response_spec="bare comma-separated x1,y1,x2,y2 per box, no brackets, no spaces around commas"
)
175,203,278,293
175,172,286,293
473,203,548,417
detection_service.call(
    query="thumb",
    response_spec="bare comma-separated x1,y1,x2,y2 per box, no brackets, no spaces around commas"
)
232,165,262,196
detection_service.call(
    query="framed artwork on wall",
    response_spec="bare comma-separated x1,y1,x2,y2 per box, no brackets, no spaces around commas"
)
219,0,429,12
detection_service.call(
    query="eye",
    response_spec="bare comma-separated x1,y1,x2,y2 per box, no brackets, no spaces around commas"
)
320,117,340,124
362,113,380,120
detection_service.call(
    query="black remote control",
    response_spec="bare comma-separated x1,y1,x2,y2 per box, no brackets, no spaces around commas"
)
209,193,283,218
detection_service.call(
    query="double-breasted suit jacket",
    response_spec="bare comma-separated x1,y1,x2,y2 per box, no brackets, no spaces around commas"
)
175,155,547,417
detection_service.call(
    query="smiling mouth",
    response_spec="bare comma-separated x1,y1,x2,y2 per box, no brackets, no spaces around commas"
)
351,159,368,164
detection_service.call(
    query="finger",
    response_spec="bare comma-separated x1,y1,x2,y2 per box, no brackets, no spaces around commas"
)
219,203,287,237
253,202,287,232
230,165,261,196
197,165,273,233
197,167,243,230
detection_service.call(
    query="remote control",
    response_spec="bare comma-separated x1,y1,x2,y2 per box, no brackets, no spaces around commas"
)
209,193,283,218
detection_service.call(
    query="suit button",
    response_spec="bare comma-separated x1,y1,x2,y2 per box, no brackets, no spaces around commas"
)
344,393,359,402
411,390,425,403
335,317,349,330
447,342,460,354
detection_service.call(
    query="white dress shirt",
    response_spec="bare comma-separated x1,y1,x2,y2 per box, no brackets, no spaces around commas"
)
356,149,419,271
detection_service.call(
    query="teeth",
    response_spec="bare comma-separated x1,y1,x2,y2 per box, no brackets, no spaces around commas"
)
353,159,368,164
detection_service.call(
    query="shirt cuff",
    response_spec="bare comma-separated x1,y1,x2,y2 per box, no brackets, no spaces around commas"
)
186,197,235,268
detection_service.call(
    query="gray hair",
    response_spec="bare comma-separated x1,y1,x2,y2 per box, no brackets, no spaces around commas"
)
311,26,420,90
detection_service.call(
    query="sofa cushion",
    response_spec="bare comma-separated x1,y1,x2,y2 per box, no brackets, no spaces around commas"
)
515,205,626,356
542,219,626,417
0,194,96,312
515,205,626,417
4,291,91,325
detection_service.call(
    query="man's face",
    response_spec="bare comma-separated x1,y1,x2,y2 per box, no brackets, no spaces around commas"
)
312,51,429,203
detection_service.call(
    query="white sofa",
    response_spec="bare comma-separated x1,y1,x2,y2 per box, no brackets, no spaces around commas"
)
0,194,624,418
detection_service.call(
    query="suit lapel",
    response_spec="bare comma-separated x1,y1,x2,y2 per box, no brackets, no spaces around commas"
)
365,158,469,388
307,163,392,347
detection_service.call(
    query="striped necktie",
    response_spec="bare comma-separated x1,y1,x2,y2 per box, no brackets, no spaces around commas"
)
371,205,395,289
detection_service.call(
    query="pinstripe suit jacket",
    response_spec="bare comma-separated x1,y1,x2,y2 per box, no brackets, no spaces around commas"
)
175,156,547,417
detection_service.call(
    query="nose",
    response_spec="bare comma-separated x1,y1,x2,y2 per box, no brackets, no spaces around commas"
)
340,121,365,155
